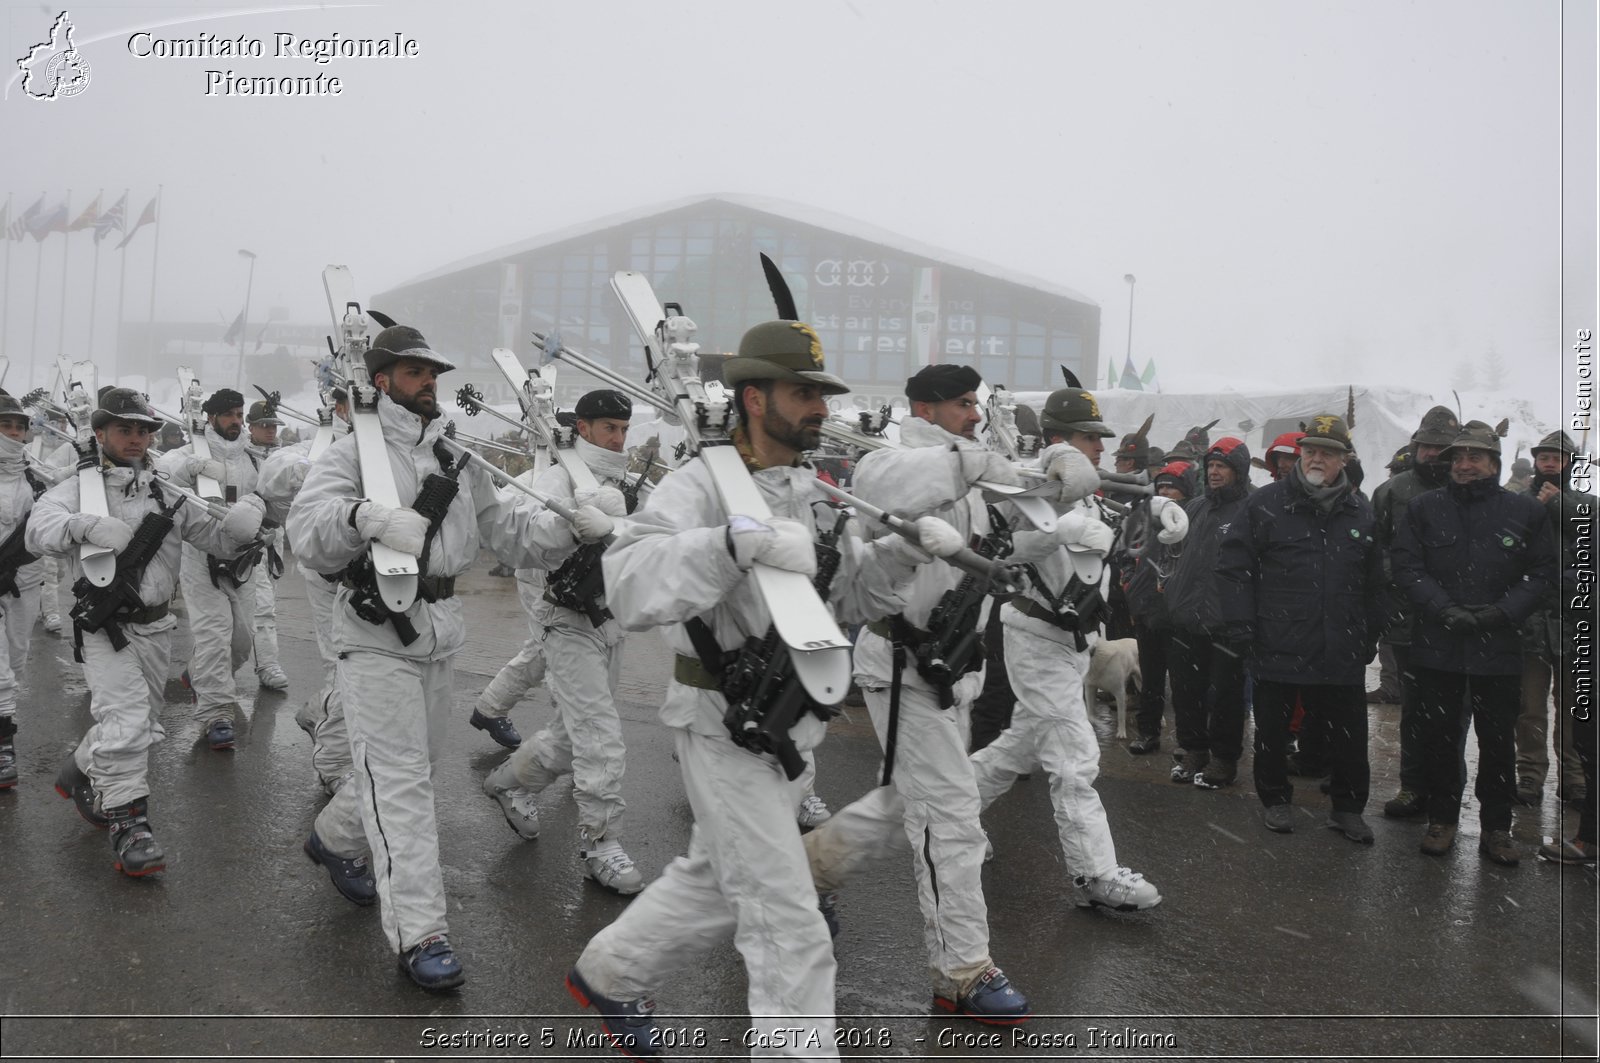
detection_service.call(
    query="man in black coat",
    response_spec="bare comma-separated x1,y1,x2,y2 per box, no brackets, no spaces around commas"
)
1124,460,1197,754
1217,416,1384,843
1392,421,1558,867
1163,439,1253,788
1514,430,1589,808
1372,406,1461,818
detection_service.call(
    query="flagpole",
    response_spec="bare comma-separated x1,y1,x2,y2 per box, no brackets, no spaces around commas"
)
115,225,129,379
144,184,163,387
1,192,11,363
55,189,71,361
29,191,45,371
87,188,104,368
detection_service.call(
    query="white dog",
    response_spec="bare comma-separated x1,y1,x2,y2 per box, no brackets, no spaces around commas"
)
1085,638,1142,738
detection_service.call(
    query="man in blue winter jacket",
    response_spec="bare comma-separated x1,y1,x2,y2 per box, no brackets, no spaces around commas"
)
1391,420,1558,866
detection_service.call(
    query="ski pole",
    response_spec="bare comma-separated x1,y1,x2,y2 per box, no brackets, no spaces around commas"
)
811,480,1024,593
437,435,578,523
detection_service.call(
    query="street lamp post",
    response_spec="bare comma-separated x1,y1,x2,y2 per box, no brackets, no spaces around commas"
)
1123,274,1136,386
235,249,256,388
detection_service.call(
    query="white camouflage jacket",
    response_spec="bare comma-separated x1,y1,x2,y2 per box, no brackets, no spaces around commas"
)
602,450,919,743
286,392,570,661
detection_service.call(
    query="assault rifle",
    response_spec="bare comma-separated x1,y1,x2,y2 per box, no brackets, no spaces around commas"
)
543,462,650,628
344,448,462,646
0,520,39,599
717,507,851,781
70,493,182,655
903,505,1014,709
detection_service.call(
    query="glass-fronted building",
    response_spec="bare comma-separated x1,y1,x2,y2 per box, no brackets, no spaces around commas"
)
376,194,1101,410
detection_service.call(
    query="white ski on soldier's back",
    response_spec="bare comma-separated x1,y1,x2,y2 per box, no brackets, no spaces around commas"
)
610,271,851,704
490,348,600,495
177,367,224,502
66,362,116,587
322,265,417,612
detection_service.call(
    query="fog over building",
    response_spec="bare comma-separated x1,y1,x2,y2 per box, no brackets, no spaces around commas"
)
374,194,1102,409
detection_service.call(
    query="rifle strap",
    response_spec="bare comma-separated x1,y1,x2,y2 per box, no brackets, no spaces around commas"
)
683,616,730,682
881,641,905,788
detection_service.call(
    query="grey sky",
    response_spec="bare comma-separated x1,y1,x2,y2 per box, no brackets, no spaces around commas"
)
0,0,1581,419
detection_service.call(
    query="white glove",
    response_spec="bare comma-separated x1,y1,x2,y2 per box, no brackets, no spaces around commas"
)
569,504,615,543
1043,445,1100,503
221,493,266,542
957,447,1021,487
288,458,312,491
576,486,628,517
727,515,818,576
914,515,965,558
1056,509,1114,555
186,455,226,484
354,500,430,556
1149,495,1189,545
81,515,133,554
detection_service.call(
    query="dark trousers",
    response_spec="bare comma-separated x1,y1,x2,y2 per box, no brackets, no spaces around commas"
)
1133,622,1170,739
968,603,1014,753
1391,642,1429,795
1572,649,1597,844
1414,667,1519,831
1253,680,1370,812
1168,629,1247,760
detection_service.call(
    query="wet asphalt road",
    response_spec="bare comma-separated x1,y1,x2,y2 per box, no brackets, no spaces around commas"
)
0,558,1595,1061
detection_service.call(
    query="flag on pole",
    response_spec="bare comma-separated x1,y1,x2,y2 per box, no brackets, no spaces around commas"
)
1140,358,1161,393
114,196,157,250
0,201,7,240
68,195,100,232
95,193,127,243
1105,363,1117,389
223,310,244,345
1118,354,1143,391
26,197,68,241
7,195,43,241
252,320,272,353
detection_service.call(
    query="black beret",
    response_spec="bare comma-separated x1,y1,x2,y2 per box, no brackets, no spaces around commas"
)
574,389,632,421
202,388,245,415
906,363,982,403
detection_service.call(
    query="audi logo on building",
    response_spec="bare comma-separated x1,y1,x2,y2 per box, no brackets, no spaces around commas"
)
813,259,891,287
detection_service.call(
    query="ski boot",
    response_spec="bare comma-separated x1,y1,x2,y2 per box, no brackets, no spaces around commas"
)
566,965,662,1057
933,966,1032,1025
469,707,522,749
106,798,166,877
580,829,644,894
55,754,108,827
398,934,465,992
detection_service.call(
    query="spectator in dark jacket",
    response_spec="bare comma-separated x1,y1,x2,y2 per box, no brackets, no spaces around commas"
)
1124,461,1196,753
1392,421,1558,867
1371,406,1460,818
1514,431,1589,808
1217,415,1384,843
1164,439,1252,787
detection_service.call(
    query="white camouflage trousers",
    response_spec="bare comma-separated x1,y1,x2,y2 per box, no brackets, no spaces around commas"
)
476,579,546,719
969,619,1118,879
576,728,838,1059
74,619,172,808
177,548,252,719
250,550,280,675
0,582,42,717
511,619,625,838
805,684,992,988
313,648,453,954
302,573,351,790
